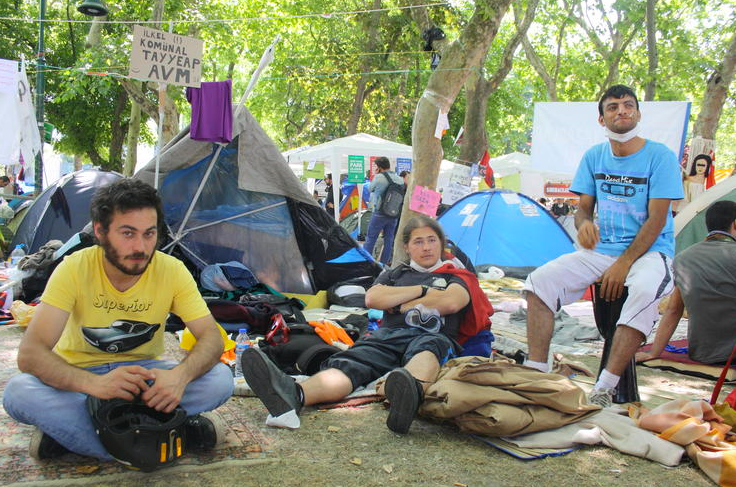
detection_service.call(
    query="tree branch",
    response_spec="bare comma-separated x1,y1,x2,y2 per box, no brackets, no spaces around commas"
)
485,0,539,95
119,79,158,119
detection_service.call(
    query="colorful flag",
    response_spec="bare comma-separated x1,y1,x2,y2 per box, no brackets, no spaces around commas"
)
478,150,494,188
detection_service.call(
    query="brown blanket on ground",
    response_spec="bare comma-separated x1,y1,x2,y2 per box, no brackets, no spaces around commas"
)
419,356,600,437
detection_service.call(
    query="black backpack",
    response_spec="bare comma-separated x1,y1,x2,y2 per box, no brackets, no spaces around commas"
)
377,172,405,218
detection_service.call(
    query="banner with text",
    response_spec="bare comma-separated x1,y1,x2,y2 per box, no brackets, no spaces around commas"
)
347,155,365,183
129,25,203,87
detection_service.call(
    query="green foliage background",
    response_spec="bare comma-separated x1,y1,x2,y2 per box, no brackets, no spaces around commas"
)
1,0,735,171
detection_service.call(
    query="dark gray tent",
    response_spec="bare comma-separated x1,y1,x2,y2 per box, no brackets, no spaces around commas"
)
10,169,123,253
135,107,379,294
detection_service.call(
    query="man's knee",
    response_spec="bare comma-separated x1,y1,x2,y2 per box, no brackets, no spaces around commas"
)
4,374,44,419
188,363,234,408
207,363,235,400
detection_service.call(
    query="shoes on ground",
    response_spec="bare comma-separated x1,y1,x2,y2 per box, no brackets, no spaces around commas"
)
384,368,424,434
587,387,615,408
241,347,302,417
186,411,225,452
29,428,69,460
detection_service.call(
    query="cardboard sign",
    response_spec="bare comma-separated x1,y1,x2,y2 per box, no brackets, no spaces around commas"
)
409,185,441,217
396,157,412,174
443,182,471,206
347,155,365,183
303,161,325,179
129,25,203,87
449,164,471,186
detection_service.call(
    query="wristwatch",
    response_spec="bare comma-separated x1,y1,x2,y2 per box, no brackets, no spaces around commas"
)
419,285,430,298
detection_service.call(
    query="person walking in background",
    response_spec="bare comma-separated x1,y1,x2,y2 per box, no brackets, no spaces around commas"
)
364,157,405,265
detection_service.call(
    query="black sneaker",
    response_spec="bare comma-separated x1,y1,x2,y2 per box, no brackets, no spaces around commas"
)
384,368,424,434
186,412,225,452
29,428,69,460
241,347,302,418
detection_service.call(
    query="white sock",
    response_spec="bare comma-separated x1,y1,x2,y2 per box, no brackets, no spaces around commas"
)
594,369,620,390
265,410,301,429
524,359,549,373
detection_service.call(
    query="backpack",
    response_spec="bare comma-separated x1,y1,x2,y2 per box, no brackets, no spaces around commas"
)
377,172,405,218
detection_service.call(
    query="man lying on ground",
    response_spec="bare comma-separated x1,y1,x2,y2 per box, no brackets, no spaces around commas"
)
522,84,683,407
243,215,493,434
3,179,234,461
637,200,736,365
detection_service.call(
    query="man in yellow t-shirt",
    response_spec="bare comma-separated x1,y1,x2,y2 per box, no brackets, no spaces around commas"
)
3,179,234,461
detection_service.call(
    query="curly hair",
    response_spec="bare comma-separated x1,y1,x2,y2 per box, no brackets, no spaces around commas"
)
90,179,164,234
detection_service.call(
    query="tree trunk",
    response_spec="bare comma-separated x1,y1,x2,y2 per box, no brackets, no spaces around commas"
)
644,0,658,100
124,90,142,177
85,15,106,48
347,0,383,135
108,88,129,172
693,23,736,140
386,72,409,140
459,0,538,166
393,0,512,263
162,86,180,143
347,77,371,135
458,76,490,166
522,35,557,101
74,154,83,171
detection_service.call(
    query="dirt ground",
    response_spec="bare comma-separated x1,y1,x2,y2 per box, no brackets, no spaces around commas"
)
74,354,720,487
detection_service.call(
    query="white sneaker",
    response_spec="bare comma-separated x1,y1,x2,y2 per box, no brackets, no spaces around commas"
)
587,388,615,408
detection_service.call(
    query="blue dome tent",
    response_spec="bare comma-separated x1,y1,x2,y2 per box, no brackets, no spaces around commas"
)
438,189,575,270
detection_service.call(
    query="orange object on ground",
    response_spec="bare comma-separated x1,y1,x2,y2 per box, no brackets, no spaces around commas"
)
308,320,354,348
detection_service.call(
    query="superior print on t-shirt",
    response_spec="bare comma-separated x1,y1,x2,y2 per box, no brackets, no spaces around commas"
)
42,246,210,367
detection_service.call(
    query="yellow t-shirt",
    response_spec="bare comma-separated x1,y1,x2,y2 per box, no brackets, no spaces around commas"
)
42,246,210,367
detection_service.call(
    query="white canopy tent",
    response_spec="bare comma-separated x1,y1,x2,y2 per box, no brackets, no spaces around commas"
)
487,152,573,199
284,133,414,219
285,133,413,175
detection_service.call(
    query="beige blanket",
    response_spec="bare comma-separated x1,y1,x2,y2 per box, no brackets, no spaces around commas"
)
419,356,600,437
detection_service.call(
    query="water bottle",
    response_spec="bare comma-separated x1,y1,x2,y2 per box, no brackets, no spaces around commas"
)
234,327,251,378
9,245,26,266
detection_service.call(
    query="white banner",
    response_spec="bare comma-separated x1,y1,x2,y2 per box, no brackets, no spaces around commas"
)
531,101,690,175
0,59,19,165
129,25,203,87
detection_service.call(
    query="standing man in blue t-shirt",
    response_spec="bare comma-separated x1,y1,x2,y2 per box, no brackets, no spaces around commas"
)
521,85,684,407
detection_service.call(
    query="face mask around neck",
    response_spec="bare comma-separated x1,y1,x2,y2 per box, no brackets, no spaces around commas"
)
604,123,641,143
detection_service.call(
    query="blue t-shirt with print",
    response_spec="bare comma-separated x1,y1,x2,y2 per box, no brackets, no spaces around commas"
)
570,140,684,257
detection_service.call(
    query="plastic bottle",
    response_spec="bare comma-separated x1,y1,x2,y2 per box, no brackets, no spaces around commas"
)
234,327,251,378
9,245,26,266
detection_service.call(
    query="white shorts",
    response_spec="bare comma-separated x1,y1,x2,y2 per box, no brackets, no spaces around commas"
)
522,249,673,336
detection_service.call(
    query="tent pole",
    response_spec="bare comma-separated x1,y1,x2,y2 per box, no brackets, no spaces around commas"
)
332,157,340,222
165,200,287,251
173,144,224,240
173,35,281,240
357,182,363,236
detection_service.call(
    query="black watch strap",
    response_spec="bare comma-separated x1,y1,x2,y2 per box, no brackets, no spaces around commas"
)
419,285,429,298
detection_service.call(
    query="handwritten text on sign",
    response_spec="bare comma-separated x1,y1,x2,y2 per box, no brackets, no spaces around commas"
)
129,25,203,87
409,185,441,217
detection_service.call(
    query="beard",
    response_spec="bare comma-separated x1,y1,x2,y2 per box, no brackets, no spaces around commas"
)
99,235,154,276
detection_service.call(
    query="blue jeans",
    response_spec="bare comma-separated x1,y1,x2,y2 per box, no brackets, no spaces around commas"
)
3,360,234,460
363,213,398,264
